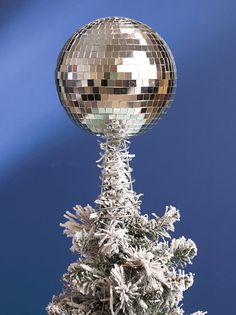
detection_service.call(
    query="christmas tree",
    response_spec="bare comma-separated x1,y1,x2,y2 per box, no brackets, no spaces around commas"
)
47,122,206,315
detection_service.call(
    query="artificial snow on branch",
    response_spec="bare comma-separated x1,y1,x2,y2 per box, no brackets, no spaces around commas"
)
47,121,206,315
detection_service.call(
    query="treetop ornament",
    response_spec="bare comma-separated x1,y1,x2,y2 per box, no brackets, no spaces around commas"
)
55,16,176,136
47,17,206,315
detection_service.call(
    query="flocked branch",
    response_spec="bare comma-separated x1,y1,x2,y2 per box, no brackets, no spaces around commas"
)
47,121,206,315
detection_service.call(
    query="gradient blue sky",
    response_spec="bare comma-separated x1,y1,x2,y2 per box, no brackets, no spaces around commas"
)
0,0,235,314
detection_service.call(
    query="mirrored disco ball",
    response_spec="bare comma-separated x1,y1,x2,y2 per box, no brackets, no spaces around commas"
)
56,17,177,136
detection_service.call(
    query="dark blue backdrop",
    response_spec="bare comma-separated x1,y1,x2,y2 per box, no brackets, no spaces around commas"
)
0,0,235,314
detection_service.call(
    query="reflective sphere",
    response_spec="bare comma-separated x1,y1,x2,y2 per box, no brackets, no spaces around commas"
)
56,17,176,136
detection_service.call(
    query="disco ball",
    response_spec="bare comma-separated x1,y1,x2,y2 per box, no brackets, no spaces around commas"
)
56,17,176,136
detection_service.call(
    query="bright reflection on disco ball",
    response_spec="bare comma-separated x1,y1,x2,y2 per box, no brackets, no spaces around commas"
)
56,17,177,136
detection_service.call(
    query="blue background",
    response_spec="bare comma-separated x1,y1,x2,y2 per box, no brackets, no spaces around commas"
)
0,0,235,314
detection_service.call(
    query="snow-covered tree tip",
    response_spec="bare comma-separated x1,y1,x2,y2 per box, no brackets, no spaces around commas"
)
47,121,206,315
